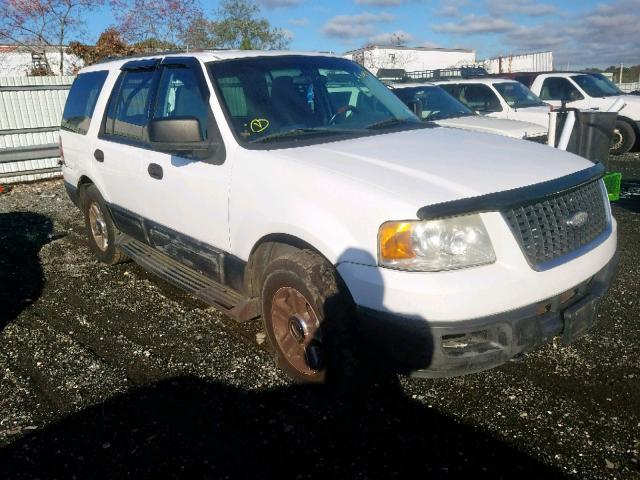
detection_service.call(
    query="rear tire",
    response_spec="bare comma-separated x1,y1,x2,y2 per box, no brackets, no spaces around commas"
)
260,250,356,384
82,185,127,265
610,120,636,155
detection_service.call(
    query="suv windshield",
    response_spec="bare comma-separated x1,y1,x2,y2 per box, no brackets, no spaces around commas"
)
572,74,622,97
393,85,475,121
207,56,420,145
493,82,546,108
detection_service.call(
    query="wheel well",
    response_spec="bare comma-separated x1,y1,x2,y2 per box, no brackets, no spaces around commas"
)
76,175,94,207
244,234,330,298
618,116,639,136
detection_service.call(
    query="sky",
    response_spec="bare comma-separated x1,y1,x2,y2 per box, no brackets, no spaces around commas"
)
83,0,640,69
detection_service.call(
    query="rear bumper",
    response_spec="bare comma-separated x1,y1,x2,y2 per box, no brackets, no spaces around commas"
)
357,252,619,377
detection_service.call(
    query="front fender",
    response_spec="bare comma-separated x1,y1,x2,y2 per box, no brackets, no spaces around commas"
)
228,152,414,267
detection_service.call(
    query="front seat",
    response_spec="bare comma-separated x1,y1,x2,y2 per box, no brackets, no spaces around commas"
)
270,76,311,126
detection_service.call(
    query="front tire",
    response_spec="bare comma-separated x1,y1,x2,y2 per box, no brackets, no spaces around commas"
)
260,250,354,383
610,120,636,155
82,185,127,265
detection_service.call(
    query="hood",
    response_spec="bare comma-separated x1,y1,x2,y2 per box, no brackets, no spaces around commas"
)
273,127,592,211
435,115,548,139
506,105,551,128
619,95,640,120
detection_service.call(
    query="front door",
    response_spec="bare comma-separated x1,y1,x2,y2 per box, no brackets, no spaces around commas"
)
139,57,232,283
538,77,590,109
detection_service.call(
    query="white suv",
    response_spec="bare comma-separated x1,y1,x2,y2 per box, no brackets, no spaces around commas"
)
60,51,618,383
435,78,551,128
389,82,548,142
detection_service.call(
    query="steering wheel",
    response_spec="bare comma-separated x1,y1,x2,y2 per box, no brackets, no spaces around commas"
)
329,105,359,125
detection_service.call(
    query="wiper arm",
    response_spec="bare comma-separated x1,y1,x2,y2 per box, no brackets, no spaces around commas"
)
248,128,353,144
365,118,408,130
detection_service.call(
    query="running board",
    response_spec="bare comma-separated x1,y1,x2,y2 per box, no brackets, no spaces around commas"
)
117,235,251,319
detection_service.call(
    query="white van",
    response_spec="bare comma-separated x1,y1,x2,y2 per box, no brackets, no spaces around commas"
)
390,82,548,142
60,51,617,382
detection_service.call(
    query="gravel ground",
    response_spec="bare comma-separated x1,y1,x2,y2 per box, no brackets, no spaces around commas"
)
0,177,638,479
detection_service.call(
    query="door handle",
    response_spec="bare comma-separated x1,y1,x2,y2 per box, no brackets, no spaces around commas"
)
148,163,163,180
94,149,104,162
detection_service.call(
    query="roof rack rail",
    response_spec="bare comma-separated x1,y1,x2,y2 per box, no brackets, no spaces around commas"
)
92,48,242,65
378,65,489,84
94,49,188,64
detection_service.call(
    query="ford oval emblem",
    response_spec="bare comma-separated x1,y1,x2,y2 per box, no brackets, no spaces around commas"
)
566,211,589,228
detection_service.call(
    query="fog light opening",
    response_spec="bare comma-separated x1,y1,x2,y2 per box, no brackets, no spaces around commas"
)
442,330,500,357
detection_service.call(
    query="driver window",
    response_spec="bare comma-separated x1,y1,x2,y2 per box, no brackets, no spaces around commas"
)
540,77,583,102
459,84,502,112
153,66,210,139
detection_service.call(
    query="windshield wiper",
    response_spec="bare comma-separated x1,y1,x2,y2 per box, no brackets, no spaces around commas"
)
365,118,409,130
248,128,354,144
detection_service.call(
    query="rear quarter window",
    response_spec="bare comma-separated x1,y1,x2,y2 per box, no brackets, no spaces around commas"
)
61,71,109,135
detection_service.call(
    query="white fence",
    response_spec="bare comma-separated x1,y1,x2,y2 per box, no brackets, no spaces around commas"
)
0,76,73,183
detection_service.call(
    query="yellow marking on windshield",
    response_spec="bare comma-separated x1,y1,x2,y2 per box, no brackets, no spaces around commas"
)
250,118,270,133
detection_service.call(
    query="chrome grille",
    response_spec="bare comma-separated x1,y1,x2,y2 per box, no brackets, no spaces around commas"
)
502,180,608,268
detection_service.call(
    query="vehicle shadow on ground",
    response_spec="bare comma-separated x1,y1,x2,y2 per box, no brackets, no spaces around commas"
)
0,375,567,479
0,212,53,330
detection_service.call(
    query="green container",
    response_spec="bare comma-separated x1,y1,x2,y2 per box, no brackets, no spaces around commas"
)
603,172,622,202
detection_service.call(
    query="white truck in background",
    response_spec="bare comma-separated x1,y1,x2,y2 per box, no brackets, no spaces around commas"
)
526,72,640,155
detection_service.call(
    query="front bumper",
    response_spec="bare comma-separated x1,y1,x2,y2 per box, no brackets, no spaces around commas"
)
357,253,618,377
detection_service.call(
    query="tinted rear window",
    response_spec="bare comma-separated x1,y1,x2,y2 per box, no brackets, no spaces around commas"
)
61,71,109,135
104,69,156,142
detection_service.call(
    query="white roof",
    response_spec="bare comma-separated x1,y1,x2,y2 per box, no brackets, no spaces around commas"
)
80,50,338,73
432,78,520,86
532,72,584,79
389,82,437,89
344,45,474,55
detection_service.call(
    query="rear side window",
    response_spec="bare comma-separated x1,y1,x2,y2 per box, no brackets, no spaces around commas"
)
104,69,156,142
61,71,108,135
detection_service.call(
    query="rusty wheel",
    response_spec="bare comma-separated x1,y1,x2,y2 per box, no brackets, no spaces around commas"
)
271,286,323,377
261,249,355,383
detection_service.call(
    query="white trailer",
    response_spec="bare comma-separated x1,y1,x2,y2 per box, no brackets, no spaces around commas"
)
481,51,553,74
344,46,476,76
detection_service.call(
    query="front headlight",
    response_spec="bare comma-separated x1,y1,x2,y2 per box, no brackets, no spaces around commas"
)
378,214,496,272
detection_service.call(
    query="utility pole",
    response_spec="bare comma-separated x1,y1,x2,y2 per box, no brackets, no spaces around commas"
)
619,63,624,84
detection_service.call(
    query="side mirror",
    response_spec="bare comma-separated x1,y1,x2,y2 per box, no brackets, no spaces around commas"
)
149,117,211,155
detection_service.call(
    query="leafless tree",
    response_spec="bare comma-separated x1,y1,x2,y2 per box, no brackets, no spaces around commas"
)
0,0,104,75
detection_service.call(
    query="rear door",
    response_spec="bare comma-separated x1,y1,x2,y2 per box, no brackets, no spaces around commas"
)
138,57,231,283
60,70,109,175
94,59,160,241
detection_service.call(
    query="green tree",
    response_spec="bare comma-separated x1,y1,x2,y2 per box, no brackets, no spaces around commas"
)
181,18,218,50
209,0,290,50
